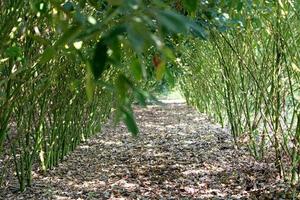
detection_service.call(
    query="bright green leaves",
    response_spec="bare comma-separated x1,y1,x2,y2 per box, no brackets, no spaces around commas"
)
155,9,207,39
85,26,125,102
127,22,150,54
114,75,141,136
156,10,189,34
236,1,243,12
113,73,154,136
5,46,22,58
189,22,208,39
33,0,209,139
116,74,131,102
130,58,143,81
108,38,121,63
89,26,126,80
165,68,176,88
155,63,166,80
91,40,108,80
182,0,198,15
134,89,148,106
121,106,139,136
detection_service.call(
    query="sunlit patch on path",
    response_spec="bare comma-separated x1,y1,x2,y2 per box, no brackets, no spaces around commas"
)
2,103,287,199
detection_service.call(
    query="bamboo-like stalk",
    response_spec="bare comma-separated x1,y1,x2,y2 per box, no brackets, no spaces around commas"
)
179,1,299,186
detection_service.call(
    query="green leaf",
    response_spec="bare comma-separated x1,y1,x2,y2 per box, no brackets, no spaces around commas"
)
161,47,175,60
39,47,56,64
127,23,149,53
116,75,133,102
237,1,243,12
5,46,22,58
109,38,121,63
155,61,166,80
156,10,189,33
122,107,139,136
100,26,126,64
189,22,208,39
165,68,175,88
55,26,81,47
135,90,147,106
182,0,198,14
104,26,126,42
91,40,108,79
107,0,123,6
130,59,143,80
29,34,51,46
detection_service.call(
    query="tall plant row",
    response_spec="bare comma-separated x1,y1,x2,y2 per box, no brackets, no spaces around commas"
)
0,1,116,191
0,0,215,191
180,1,300,185
2,0,299,192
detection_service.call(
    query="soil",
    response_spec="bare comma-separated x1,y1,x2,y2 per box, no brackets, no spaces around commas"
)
0,103,296,199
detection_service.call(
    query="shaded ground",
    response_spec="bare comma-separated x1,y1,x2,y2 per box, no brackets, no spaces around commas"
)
1,103,293,199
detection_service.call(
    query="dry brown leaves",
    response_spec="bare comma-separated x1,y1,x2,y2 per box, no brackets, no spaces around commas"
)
1,103,296,199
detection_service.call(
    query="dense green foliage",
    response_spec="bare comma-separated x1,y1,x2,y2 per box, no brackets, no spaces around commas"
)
0,1,117,191
0,0,299,192
180,1,300,186
0,0,211,191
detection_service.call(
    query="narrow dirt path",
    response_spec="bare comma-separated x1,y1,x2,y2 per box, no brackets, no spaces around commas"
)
2,104,288,199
